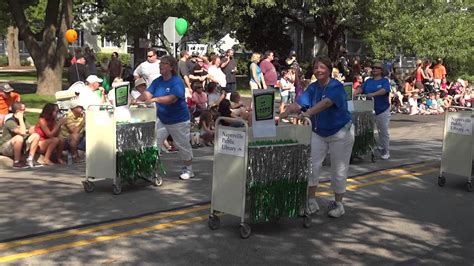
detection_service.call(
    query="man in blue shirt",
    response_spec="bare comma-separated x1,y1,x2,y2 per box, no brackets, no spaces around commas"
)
355,62,391,160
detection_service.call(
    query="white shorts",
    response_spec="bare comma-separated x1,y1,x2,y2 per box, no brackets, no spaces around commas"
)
156,119,193,161
310,124,355,193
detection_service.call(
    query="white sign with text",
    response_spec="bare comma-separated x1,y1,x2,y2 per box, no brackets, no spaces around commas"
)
217,129,246,157
447,115,472,135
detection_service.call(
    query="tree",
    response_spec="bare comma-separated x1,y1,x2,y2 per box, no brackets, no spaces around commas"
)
7,0,73,95
362,0,474,78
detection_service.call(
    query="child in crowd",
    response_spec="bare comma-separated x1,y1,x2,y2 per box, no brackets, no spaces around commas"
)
418,99,431,115
278,69,296,114
229,91,247,117
206,82,221,110
427,93,443,114
199,110,214,146
408,94,419,115
191,81,208,112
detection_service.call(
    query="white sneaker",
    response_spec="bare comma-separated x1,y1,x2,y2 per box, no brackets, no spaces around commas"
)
328,201,345,218
179,167,195,180
26,158,34,168
381,153,390,160
308,198,320,214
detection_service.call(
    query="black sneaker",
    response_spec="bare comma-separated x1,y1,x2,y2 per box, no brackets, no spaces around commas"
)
13,162,28,169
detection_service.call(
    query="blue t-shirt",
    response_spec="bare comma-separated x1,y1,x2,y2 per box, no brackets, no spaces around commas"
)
147,75,189,125
361,78,390,115
298,79,351,137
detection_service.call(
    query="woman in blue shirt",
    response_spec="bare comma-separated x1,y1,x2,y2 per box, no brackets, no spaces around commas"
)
281,56,354,218
138,55,194,180
355,62,391,160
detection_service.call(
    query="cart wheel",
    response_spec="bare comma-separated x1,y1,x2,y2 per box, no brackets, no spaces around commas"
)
153,175,163,187
371,153,376,163
303,215,312,228
467,182,473,192
438,176,446,187
208,215,220,230
82,181,94,193
112,184,122,195
239,223,251,239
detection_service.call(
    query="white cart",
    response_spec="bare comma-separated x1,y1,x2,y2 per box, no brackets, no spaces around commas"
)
438,106,473,192
208,117,312,239
82,104,163,194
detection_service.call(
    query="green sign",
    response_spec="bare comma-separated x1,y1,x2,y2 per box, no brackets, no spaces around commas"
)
253,92,274,121
115,84,129,107
343,82,353,100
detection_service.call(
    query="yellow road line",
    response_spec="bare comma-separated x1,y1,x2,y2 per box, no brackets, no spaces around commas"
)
0,166,439,263
317,168,438,196
0,215,209,263
0,204,210,251
318,163,430,188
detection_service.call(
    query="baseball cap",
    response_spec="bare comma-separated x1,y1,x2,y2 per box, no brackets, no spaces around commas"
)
0,83,14,92
134,78,146,88
86,75,103,84
70,98,83,109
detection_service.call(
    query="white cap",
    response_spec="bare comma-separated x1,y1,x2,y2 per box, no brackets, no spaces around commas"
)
86,75,103,84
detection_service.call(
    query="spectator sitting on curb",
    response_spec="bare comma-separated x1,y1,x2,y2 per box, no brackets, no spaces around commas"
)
0,102,41,168
35,103,67,165
0,83,21,128
60,99,85,163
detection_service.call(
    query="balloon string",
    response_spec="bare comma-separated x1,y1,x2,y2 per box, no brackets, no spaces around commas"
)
72,44,80,83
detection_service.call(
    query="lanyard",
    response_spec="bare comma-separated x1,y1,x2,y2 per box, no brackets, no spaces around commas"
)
313,81,329,131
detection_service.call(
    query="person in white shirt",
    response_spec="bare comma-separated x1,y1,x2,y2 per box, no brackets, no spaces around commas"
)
130,78,147,99
69,75,107,110
133,48,161,87
207,55,227,89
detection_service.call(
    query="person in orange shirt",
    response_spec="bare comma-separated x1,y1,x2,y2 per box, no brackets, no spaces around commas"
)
433,58,447,89
0,83,21,127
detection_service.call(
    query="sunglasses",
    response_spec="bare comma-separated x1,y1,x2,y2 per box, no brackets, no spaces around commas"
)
372,66,383,69
147,54,155,58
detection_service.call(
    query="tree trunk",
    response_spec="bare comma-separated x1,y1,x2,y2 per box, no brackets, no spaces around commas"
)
36,64,63,96
6,26,20,68
133,34,146,67
7,0,73,96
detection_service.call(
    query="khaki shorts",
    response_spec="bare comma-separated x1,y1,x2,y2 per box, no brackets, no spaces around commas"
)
0,138,16,157
0,135,34,157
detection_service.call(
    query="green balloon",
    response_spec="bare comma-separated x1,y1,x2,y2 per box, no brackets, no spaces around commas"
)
175,18,188,36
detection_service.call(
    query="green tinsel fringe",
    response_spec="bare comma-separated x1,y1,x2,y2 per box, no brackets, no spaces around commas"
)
248,139,298,147
246,144,310,222
351,111,376,157
248,179,307,222
116,147,164,184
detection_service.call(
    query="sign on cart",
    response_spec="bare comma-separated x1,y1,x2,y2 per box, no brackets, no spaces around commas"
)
447,116,472,135
217,129,245,157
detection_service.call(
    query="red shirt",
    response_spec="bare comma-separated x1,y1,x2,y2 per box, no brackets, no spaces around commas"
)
260,60,278,86
191,91,208,110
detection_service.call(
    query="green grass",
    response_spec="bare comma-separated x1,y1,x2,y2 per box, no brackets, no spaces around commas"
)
25,111,40,126
22,93,55,109
0,72,37,81
0,71,69,82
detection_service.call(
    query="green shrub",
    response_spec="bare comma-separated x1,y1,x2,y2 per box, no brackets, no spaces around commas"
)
0,56,8,67
20,59,31,66
235,57,249,76
96,52,132,66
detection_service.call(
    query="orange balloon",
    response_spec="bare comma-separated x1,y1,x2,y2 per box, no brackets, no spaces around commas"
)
65,29,78,43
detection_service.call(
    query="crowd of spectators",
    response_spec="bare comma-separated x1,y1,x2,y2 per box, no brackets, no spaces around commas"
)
1,46,472,169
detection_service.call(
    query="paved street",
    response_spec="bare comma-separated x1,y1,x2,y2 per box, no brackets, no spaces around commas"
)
0,114,473,265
